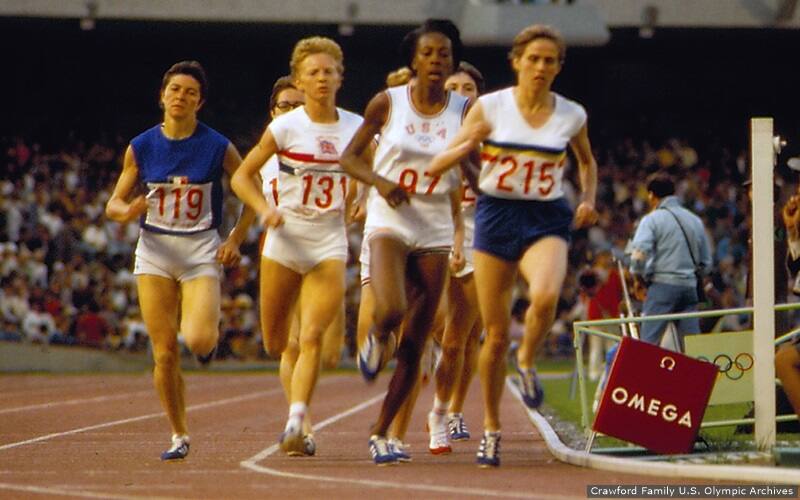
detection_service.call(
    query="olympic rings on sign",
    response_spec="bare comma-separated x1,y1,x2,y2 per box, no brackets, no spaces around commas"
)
697,353,754,381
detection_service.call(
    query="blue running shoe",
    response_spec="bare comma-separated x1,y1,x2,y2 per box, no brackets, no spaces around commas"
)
358,332,385,383
448,413,470,441
368,435,398,466
476,431,500,468
515,358,544,409
161,434,190,461
388,438,411,462
196,346,216,367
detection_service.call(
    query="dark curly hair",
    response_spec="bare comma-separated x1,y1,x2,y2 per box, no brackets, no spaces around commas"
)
399,19,462,73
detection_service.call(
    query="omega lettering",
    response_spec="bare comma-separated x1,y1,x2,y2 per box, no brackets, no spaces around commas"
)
610,386,693,428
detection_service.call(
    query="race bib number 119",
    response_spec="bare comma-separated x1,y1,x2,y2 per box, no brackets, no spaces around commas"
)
145,181,213,232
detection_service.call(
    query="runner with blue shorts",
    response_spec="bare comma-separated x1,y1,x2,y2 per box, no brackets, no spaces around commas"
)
428,25,599,467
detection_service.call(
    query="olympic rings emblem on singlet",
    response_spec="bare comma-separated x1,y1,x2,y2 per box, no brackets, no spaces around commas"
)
697,353,754,381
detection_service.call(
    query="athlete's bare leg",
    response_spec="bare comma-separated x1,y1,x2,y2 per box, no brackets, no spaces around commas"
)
473,251,516,432
138,275,184,436
516,237,568,370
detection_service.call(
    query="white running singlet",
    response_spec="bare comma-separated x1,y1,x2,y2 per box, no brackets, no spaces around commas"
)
372,84,468,196
477,88,586,201
268,106,363,219
260,155,279,207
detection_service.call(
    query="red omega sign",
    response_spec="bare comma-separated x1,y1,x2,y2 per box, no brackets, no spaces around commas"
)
592,336,718,454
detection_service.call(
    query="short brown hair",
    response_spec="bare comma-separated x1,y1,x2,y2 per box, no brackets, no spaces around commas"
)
161,60,208,101
290,36,344,79
508,25,566,64
268,76,297,112
455,61,485,94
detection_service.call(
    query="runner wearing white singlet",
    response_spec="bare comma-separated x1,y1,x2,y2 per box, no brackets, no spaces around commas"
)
427,61,485,446
231,37,362,457
428,25,598,468
341,19,473,465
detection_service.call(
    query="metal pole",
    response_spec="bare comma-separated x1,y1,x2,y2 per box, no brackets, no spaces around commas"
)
615,258,639,339
751,117,776,451
574,329,590,431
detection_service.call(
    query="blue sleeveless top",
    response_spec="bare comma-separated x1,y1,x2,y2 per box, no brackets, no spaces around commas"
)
131,122,229,234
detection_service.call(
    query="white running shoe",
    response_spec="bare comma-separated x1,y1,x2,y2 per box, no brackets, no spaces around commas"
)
427,412,452,455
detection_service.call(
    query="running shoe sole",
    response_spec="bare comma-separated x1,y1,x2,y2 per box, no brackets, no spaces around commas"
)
358,331,385,382
280,430,306,456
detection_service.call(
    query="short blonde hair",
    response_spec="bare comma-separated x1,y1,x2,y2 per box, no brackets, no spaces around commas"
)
385,66,412,88
508,24,566,64
290,36,344,78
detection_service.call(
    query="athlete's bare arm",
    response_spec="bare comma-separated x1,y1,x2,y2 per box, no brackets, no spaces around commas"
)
449,188,465,273
105,146,147,223
427,102,490,176
568,122,598,228
218,143,256,267
341,92,409,208
231,127,282,228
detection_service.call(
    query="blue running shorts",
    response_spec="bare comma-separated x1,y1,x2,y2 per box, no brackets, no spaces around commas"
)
474,195,572,262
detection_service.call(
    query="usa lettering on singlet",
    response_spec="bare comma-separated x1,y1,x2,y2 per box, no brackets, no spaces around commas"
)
373,84,469,196
131,122,228,234
268,107,363,219
477,89,586,201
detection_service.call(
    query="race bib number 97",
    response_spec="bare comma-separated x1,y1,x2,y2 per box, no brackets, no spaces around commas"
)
145,181,213,232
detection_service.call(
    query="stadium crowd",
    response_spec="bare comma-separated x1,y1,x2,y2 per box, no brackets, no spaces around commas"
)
0,127,761,361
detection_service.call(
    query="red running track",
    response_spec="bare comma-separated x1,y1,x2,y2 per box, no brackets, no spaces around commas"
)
0,372,716,499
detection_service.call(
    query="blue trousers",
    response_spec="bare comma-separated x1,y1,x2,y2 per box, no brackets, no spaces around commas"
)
639,281,700,349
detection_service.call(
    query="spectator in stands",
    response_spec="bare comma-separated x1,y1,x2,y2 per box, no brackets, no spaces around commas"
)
0,273,29,326
775,186,800,419
629,172,713,349
0,318,22,342
121,306,148,352
0,243,19,278
21,299,57,344
584,250,622,380
74,299,110,348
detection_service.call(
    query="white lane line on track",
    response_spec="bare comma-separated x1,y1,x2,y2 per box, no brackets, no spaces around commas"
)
0,388,279,452
0,482,181,500
240,388,580,500
241,392,385,465
0,376,260,414
0,390,152,415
